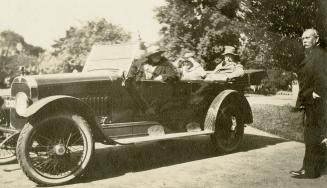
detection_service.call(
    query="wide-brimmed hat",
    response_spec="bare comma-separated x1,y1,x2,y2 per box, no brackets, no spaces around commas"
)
184,52,195,58
145,45,165,57
222,46,238,56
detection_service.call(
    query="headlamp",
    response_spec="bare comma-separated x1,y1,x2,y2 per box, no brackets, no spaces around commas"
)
15,92,29,116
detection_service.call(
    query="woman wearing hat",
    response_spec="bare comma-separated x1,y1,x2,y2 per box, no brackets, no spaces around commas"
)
127,45,179,82
210,46,244,80
178,52,207,80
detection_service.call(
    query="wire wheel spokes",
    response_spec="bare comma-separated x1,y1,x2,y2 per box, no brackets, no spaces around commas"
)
28,121,87,179
215,104,244,152
219,115,238,145
0,143,15,159
0,132,17,163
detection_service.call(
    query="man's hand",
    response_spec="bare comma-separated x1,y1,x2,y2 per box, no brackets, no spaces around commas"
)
154,75,163,81
291,106,305,112
321,138,327,148
313,91,320,99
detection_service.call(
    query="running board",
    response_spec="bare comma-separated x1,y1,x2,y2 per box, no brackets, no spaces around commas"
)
113,130,214,145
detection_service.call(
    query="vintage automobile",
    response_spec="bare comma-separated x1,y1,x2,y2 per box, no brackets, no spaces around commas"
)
0,43,265,186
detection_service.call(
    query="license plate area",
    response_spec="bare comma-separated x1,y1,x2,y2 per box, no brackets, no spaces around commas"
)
2,96,15,109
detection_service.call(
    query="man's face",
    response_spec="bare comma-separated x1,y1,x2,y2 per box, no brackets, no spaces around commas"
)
149,53,162,64
302,30,319,49
224,54,235,63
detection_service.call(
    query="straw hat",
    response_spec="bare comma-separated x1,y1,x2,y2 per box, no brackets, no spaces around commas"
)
184,52,195,58
145,45,165,57
222,46,238,56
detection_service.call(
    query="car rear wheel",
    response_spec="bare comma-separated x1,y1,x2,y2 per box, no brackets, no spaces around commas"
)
211,100,244,153
16,113,94,186
0,132,17,164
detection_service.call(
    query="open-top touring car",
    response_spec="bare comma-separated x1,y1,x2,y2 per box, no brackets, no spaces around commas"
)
0,43,265,186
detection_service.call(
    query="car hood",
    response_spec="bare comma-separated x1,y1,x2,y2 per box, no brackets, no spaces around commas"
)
13,71,121,87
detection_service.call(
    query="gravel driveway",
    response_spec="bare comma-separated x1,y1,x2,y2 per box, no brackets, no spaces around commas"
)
0,127,326,188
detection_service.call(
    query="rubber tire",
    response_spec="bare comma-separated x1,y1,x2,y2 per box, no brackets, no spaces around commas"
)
16,113,94,186
211,101,244,153
0,132,17,164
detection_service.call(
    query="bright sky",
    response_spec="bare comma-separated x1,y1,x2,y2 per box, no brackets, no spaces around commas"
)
0,0,166,50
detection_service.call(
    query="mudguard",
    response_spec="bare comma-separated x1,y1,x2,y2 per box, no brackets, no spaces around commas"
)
22,95,75,118
204,90,252,131
20,95,113,144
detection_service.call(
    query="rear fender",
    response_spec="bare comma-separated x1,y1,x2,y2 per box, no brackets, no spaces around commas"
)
21,95,113,144
204,90,252,131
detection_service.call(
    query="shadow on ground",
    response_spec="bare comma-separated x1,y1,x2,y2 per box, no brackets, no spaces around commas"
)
77,133,287,184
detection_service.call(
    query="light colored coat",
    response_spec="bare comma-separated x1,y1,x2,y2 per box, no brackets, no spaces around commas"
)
180,58,206,80
213,61,244,79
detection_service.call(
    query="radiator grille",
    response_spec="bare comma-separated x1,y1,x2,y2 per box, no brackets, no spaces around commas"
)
80,96,110,116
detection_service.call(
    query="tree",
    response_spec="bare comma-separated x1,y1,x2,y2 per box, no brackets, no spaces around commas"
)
0,30,44,87
156,0,325,70
155,0,325,93
239,0,320,72
51,18,131,72
155,0,242,70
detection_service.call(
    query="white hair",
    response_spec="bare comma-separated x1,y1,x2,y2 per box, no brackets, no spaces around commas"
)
303,28,319,38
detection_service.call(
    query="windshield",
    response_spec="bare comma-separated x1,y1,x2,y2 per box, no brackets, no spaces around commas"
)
83,43,139,73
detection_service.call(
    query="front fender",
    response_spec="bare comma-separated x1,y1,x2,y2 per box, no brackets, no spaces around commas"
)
19,95,113,144
204,90,253,131
22,95,76,118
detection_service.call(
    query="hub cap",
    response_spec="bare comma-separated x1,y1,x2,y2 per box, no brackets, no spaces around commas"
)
54,144,66,156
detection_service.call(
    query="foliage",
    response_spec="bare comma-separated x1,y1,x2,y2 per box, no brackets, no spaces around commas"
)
155,0,322,68
50,18,131,73
241,0,320,72
155,0,324,93
155,0,242,70
0,30,44,88
254,69,296,95
243,0,318,38
36,52,64,74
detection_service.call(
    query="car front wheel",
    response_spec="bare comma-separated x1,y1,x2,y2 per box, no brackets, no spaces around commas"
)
211,100,244,153
16,113,94,186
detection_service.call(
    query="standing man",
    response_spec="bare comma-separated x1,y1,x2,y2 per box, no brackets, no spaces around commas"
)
291,28,327,178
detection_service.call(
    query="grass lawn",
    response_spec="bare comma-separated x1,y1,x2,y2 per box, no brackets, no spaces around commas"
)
250,104,304,142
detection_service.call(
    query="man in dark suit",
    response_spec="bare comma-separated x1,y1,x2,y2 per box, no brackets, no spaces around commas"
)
291,28,327,178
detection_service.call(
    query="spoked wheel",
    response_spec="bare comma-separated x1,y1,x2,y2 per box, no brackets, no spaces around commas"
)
16,113,94,186
211,101,244,153
0,132,18,164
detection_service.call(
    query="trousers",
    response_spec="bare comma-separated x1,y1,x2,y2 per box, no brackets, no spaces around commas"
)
303,98,326,177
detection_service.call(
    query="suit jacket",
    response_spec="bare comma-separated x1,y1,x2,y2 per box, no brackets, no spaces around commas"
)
214,61,244,78
296,46,327,138
296,46,327,107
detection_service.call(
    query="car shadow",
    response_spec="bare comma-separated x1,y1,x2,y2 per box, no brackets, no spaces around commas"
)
76,133,288,184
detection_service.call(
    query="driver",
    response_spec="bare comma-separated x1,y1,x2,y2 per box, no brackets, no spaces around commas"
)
127,45,179,81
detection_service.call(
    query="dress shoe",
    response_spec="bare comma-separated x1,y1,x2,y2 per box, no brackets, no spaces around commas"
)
289,169,305,176
291,173,320,179
291,169,320,179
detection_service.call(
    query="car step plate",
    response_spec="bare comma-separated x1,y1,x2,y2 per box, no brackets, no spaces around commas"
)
113,130,214,145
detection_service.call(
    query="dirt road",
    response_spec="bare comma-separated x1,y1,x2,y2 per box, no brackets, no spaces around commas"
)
0,126,326,188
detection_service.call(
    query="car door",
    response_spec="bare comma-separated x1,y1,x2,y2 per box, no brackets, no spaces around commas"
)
134,80,193,132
